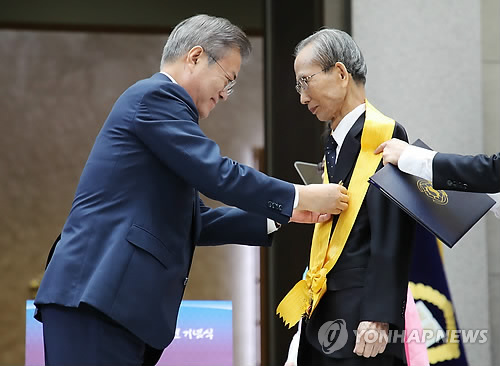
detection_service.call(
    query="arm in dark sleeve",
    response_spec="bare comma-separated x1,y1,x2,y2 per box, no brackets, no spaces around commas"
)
196,198,272,247
359,123,416,330
133,85,295,224
433,152,500,193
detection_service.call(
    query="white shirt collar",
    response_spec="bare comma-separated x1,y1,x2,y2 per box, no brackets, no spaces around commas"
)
331,103,366,158
160,71,178,84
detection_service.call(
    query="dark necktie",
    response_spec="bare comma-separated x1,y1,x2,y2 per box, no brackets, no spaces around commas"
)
325,135,337,183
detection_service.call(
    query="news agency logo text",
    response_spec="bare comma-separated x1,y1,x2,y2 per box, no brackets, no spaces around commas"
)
317,319,488,354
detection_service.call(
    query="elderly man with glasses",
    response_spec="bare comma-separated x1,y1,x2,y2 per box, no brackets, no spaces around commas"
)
34,15,350,366
277,29,416,366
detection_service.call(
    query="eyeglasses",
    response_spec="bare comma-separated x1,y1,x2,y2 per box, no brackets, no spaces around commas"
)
209,55,236,96
295,65,333,95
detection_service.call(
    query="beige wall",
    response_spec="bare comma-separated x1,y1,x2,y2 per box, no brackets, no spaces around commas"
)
0,30,264,365
482,0,500,361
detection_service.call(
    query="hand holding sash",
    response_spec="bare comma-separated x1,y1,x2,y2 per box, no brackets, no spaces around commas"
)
374,138,410,166
295,183,349,215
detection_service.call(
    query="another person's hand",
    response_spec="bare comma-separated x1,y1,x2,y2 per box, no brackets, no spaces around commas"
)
289,210,332,224
375,138,409,166
296,183,348,215
353,321,389,358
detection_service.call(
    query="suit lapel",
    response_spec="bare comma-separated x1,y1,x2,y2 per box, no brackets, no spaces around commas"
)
331,113,365,186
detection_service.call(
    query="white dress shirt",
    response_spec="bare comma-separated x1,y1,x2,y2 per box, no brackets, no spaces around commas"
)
161,71,287,231
331,103,367,161
398,145,500,218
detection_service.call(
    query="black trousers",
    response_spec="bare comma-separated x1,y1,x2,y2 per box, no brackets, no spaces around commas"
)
40,303,164,366
297,328,405,366
298,347,404,366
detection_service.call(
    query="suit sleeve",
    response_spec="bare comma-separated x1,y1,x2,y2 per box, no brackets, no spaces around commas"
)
359,122,416,331
433,152,500,193
197,198,272,246
132,85,295,224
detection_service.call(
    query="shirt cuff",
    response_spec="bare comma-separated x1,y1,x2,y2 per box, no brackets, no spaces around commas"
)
293,185,300,209
267,219,280,234
488,193,500,219
398,145,437,182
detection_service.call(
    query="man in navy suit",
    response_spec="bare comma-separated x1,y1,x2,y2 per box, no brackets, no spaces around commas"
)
375,138,500,216
35,15,349,365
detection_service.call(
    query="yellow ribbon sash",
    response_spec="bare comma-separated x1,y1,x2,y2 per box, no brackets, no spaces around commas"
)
276,100,395,328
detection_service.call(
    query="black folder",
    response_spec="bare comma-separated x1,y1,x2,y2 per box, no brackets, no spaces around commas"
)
368,139,495,248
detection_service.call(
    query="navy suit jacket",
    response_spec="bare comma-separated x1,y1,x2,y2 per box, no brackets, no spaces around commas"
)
35,73,295,349
433,152,500,193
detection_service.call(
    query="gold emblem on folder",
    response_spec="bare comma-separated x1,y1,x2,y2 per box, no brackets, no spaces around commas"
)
417,179,448,205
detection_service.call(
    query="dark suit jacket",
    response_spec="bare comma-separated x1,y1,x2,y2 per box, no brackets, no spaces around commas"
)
433,152,500,193
35,73,295,350
299,114,416,362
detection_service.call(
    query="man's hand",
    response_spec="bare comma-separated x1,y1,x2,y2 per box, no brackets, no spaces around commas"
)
375,138,409,166
353,321,389,358
289,210,332,224
296,184,349,215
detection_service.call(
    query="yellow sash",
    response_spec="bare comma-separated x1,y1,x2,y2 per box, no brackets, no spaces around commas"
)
276,100,395,328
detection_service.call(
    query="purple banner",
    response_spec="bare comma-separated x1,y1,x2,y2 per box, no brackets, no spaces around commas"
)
26,300,232,366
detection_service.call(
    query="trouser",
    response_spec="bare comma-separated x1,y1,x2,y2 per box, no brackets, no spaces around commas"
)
40,303,163,366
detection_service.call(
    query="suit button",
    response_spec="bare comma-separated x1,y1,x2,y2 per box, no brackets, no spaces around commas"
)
447,180,453,186
267,201,272,208
278,204,282,211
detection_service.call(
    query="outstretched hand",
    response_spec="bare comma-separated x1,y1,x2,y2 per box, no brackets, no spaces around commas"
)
289,210,332,224
295,183,349,215
374,138,409,166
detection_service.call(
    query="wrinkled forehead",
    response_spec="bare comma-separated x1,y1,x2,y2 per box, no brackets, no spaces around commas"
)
294,44,320,78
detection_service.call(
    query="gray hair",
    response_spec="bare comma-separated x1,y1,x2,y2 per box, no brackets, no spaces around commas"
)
160,14,252,67
295,29,367,85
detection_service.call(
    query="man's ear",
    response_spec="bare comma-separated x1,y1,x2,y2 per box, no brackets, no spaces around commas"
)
186,46,204,67
335,62,349,81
